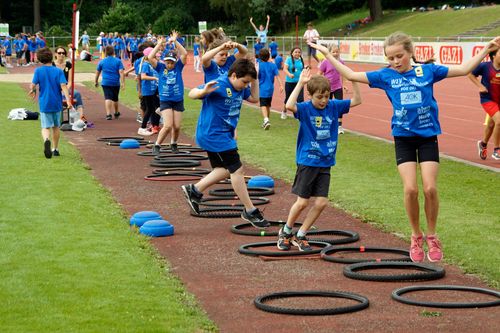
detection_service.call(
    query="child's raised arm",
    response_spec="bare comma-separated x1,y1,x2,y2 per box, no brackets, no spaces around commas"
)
349,81,361,107
286,67,311,113
447,36,500,78
309,42,369,84
188,81,219,99
148,37,165,68
201,41,231,68
232,41,248,60
171,30,188,64
246,78,259,103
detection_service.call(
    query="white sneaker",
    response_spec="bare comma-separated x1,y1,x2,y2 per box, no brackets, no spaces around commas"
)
281,112,287,120
338,125,345,134
262,120,271,130
138,128,153,136
136,113,143,123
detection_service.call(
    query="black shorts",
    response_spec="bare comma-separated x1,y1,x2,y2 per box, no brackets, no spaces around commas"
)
160,100,185,112
307,44,317,57
102,85,120,102
330,88,343,100
16,51,24,59
259,97,272,107
207,149,242,174
394,135,440,165
292,165,331,199
284,82,304,104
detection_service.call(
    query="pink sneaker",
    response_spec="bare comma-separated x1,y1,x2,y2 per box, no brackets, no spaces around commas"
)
426,234,443,262
410,235,425,263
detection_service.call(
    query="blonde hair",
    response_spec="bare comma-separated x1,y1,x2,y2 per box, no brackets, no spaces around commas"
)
384,31,434,64
329,44,339,53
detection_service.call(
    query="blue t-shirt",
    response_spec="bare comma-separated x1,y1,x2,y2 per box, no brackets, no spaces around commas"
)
193,43,200,56
269,41,278,57
285,57,304,83
28,40,37,52
203,55,236,83
129,39,138,52
156,61,185,102
258,61,279,98
14,39,25,52
195,75,251,152
295,99,351,167
139,61,158,96
256,30,268,44
366,64,449,137
274,55,283,70
3,39,12,54
32,66,67,113
96,56,124,86
254,43,264,56
81,34,90,44
36,37,46,48
472,61,500,104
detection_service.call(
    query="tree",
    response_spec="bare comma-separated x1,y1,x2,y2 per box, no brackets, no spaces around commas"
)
368,0,382,21
34,0,41,31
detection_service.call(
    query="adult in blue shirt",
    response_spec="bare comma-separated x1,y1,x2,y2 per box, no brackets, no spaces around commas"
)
310,33,500,264
250,15,270,44
95,45,125,120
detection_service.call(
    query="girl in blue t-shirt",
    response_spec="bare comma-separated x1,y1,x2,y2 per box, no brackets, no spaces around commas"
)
193,36,201,72
202,39,248,83
282,47,305,119
310,33,500,264
148,31,188,154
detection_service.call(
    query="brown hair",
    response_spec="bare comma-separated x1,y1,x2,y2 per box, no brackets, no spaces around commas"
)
306,75,331,95
201,28,227,49
228,58,257,80
55,46,67,55
37,47,53,64
105,45,115,56
259,48,270,62
384,31,434,64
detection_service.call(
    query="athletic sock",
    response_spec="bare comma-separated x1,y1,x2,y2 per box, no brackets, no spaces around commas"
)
283,224,293,234
264,117,269,122
297,229,307,238
246,207,257,215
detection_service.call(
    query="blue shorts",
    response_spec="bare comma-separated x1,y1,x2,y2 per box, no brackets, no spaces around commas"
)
40,111,62,128
102,85,120,102
160,100,185,112
62,89,83,107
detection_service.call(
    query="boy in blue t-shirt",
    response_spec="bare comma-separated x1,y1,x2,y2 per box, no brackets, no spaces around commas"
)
148,31,188,154
202,39,248,83
181,58,270,228
258,48,283,130
277,68,361,251
274,53,283,70
269,37,278,59
29,48,73,158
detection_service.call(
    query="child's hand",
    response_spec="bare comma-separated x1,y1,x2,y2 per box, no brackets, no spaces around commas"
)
479,84,488,94
224,41,234,50
308,42,328,55
171,30,178,41
204,81,219,94
299,67,311,84
28,89,36,100
485,36,500,52
249,17,253,23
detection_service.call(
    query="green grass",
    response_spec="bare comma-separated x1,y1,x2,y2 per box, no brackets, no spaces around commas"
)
0,82,217,332
352,6,500,38
0,66,7,74
73,60,98,73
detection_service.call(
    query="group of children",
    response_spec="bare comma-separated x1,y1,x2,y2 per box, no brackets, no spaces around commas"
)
1,32,46,68
28,23,500,263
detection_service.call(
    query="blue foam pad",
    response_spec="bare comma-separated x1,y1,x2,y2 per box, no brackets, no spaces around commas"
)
120,139,140,149
130,211,162,227
139,219,174,237
248,175,274,188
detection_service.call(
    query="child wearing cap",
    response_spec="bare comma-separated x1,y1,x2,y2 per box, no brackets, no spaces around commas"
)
147,31,188,154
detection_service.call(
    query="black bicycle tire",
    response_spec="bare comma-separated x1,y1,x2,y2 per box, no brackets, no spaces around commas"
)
144,173,205,181
154,153,208,161
307,230,360,245
321,246,410,264
137,150,192,156
254,290,369,315
239,240,330,257
199,196,269,207
97,136,144,142
152,167,211,175
191,207,243,218
391,285,500,308
209,187,274,197
231,221,304,236
343,261,445,282
150,160,201,168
